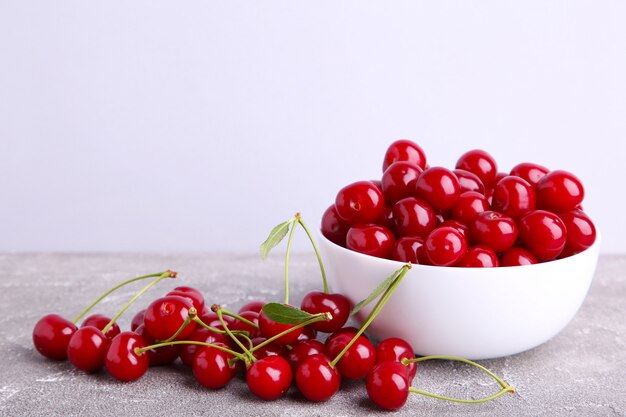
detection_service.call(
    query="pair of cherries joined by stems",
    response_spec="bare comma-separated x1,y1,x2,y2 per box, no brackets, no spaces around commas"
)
32,213,514,410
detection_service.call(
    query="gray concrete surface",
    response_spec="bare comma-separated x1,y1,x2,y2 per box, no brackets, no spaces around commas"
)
0,253,624,417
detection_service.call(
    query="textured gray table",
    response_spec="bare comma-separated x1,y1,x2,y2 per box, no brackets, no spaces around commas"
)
1,253,624,417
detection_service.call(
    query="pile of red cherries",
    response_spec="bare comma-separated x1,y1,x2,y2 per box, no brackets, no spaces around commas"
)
322,140,597,266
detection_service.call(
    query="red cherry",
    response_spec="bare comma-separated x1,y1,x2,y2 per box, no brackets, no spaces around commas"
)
391,237,428,264
455,149,498,187
335,181,385,224
133,324,180,366
104,331,149,382
321,205,351,247
300,291,351,333
450,191,489,225
246,356,293,400
296,326,318,342
296,354,341,402
287,339,327,372
229,310,261,339
492,176,536,219
375,338,417,382
67,326,110,372
81,314,120,340
32,314,77,361
382,161,423,205
130,309,146,332
415,167,461,210
518,210,567,261
457,245,499,267
143,295,196,341
510,162,549,187
500,246,538,266
439,220,472,245
167,286,205,312
470,211,518,253
453,169,486,194
346,224,395,259
559,209,597,253
376,205,396,231
179,328,229,367
325,327,360,352
238,300,266,314
382,139,427,172
424,226,468,266
366,361,410,410
258,308,302,346
370,179,383,192
326,333,376,380
392,197,437,238
192,342,237,389
536,170,584,212
200,311,236,331
251,337,286,359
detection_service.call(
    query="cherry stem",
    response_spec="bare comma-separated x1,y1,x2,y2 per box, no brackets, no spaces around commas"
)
283,213,299,305
216,308,256,363
135,340,249,364
192,316,247,336
101,270,176,335
296,216,328,294
220,308,259,329
71,270,173,324
403,355,515,404
249,312,331,354
329,264,410,368
158,307,197,343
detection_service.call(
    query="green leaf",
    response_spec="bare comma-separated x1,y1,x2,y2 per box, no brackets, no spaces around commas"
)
260,219,295,261
261,303,315,324
350,269,401,316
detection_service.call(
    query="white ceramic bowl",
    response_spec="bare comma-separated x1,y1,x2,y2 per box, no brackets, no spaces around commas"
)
319,233,601,360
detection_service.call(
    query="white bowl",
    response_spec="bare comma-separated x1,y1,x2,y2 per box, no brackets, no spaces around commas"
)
319,233,601,360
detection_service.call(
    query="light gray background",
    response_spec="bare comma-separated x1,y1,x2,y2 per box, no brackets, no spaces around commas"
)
2,1,624,253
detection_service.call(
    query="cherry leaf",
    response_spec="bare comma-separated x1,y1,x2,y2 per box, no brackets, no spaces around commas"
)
350,268,402,316
261,303,315,324
260,219,295,261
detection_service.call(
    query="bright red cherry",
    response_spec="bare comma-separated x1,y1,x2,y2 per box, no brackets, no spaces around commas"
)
67,326,110,372
246,356,293,400
326,334,376,380
439,220,472,245
251,337,285,359
143,295,196,341
450,191,489,225
32,314,77,361
391,237,428,264
105,331,149,382
130,309,145,332
179,327,229,367
229,310,261,339
424,226,468,266
415,167,461,210
392,197,437,238
296,326,318,342
300,291,351,333
457,245,499,267
536,170,584,212
383,139,427,172
296,354,341,402
453,169,486,194
335,181,385,225
325,327,360,353
366,361,410,410
518,210,567,261
510,162,549,187
559,209,597,253
470,211,518,253
81,314,120,340
287,340,327,372
375,338,417,382
500,246,538,266
167,286,205,312
346,224,395,259
455,149,498,187
193,342,237,389
321,205,351,247
382,161,423,205
258,307,303,346
200,311,235,331
492,176,536,219
133,324,179,366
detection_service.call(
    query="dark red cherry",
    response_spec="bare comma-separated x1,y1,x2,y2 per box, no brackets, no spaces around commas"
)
296,326,317,342
179,327,229,367
415,167,461,210
518,210,567,261
510,162,549,187
296,354,341,402
193,342,237,389
383,139,427,172
366,361,410,410
500,246,538,266
492,176,536,219
104,331,149,382
258,308,302,346
559,209,596,253
32,314,77,361
67,326,110,372
238,300,266,314
391,236,427,264
326,333,376,380
392,197,437,238
130,309,146,332
470,211,518,253
133,324,179,366
300,291,351,333
81,314,120,340
143,295,196,341
321,205,351,247
455,149,498,187
375,337,417,382
200,311,236,331
376,205,396,230
251,337,285,359
536,170,584,212
450,191,489,225
424,226,468,266
382,161,423,205
457,245,499,267
335,181,385,224
453,169,486,194
287,339,327,372
346,224,395,259
167,286,205,312
246,356,293,400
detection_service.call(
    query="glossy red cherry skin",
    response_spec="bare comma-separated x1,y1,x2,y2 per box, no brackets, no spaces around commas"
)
81,314,120,340
382,161,423,204
415,167,461,210
296,354,341,402
133,324,180,366
179,327,229,367
229,310,261,339
500,246,538,266
67,326,110,372
200,311,236,331
536,170,584,212
470,211,518,253
455,149,498,187
453,169,486,194
130,309,145,332
391,237,428,264
238,300,266,314
383,139,427,171
346,224,395,259
559,209,596,253
167,286,205,312
439,220,472,245
510,162,549,187
300,291,351,333
366,361,410,410
296,326,317,342
246,356,293,400
424,226,468,266
105,331,149,382
33,314,78,361
326,334,376,379
321,205,351,247
492,176,536,219
193,342,237,389
143,295,196,341
335,181,385,225
518,210,567,261
392,197,437,238
450,191,489,225
258,307,303,346
287,339,327,372
457,245,499,267
251,337,285,359
375,338,417,382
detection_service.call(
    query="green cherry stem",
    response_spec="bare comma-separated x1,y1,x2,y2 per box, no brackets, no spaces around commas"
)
402,355,515,403
283,213,299,305
192,316,242,336
71,270,174,324
135,340,249,364
101,270,176,335
216,307,256,363
159,308,197,344
220,309,260,329
296,216,328,294
249,312,332,354
329,264,411,368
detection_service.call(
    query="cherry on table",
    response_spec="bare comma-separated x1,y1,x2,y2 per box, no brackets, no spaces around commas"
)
492,176,536,219
134,324,180,366
382,139,427,172
382,161,423,205
500,246,538,266
392,197,437,238
192,342,237,389
559,209,597,253
32,313,78,361
130,309,146,332
455,149,498,188
326,333,376,380
143,295,196,341
457,245,499,267
415,166,461,210
335,180,386,225
296,354,341,402
300,291,351,333
287,339,327,372
105,331,149,382
470,211,518,253
246,356,293,400
375,337,417,382
81,313,120,340
179,327,229,367
518,210,567,261
510,162,549,187
423,226,468,266
251,337,285,360
536,169,584,212
167,286,205,312
366,360,410,410
346,224,395,259
67,325,110,372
